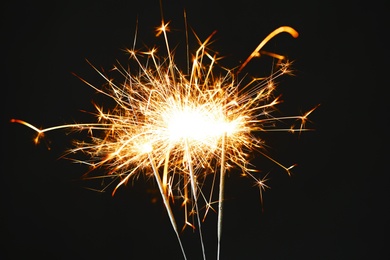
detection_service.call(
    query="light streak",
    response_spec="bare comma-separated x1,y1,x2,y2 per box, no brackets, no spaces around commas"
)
11,14,316,260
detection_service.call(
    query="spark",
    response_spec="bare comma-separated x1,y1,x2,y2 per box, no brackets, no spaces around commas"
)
11,14,317,260
254,172,271,211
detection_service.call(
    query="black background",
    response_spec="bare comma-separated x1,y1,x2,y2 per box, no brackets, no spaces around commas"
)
1,1,388,259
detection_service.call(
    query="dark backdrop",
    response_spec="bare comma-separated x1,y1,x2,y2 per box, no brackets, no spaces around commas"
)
2,1,387,259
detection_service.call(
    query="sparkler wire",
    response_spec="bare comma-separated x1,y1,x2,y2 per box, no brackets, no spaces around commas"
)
148,152,187,260
217,133,227,260
185,138,207,259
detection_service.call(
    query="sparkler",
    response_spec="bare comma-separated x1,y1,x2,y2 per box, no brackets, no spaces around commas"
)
11,12,316,260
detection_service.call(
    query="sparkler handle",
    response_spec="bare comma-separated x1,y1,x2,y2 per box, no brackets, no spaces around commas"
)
148,153,187,260
184,139,207,260
217,133,227,260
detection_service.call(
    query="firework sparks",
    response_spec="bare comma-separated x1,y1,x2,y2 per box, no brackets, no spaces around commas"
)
11,16,316,260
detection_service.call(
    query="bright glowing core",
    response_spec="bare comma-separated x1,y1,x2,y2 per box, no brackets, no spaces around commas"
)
164,105,236,143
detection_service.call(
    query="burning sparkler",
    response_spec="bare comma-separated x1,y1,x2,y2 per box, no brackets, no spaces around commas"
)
11,12,316,260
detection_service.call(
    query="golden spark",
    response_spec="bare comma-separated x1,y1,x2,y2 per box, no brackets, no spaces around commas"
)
11,16,316,260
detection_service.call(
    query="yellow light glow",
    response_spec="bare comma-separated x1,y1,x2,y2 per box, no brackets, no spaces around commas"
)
11,17,317,260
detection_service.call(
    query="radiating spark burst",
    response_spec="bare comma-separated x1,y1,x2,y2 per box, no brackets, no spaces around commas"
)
11,18,317,260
